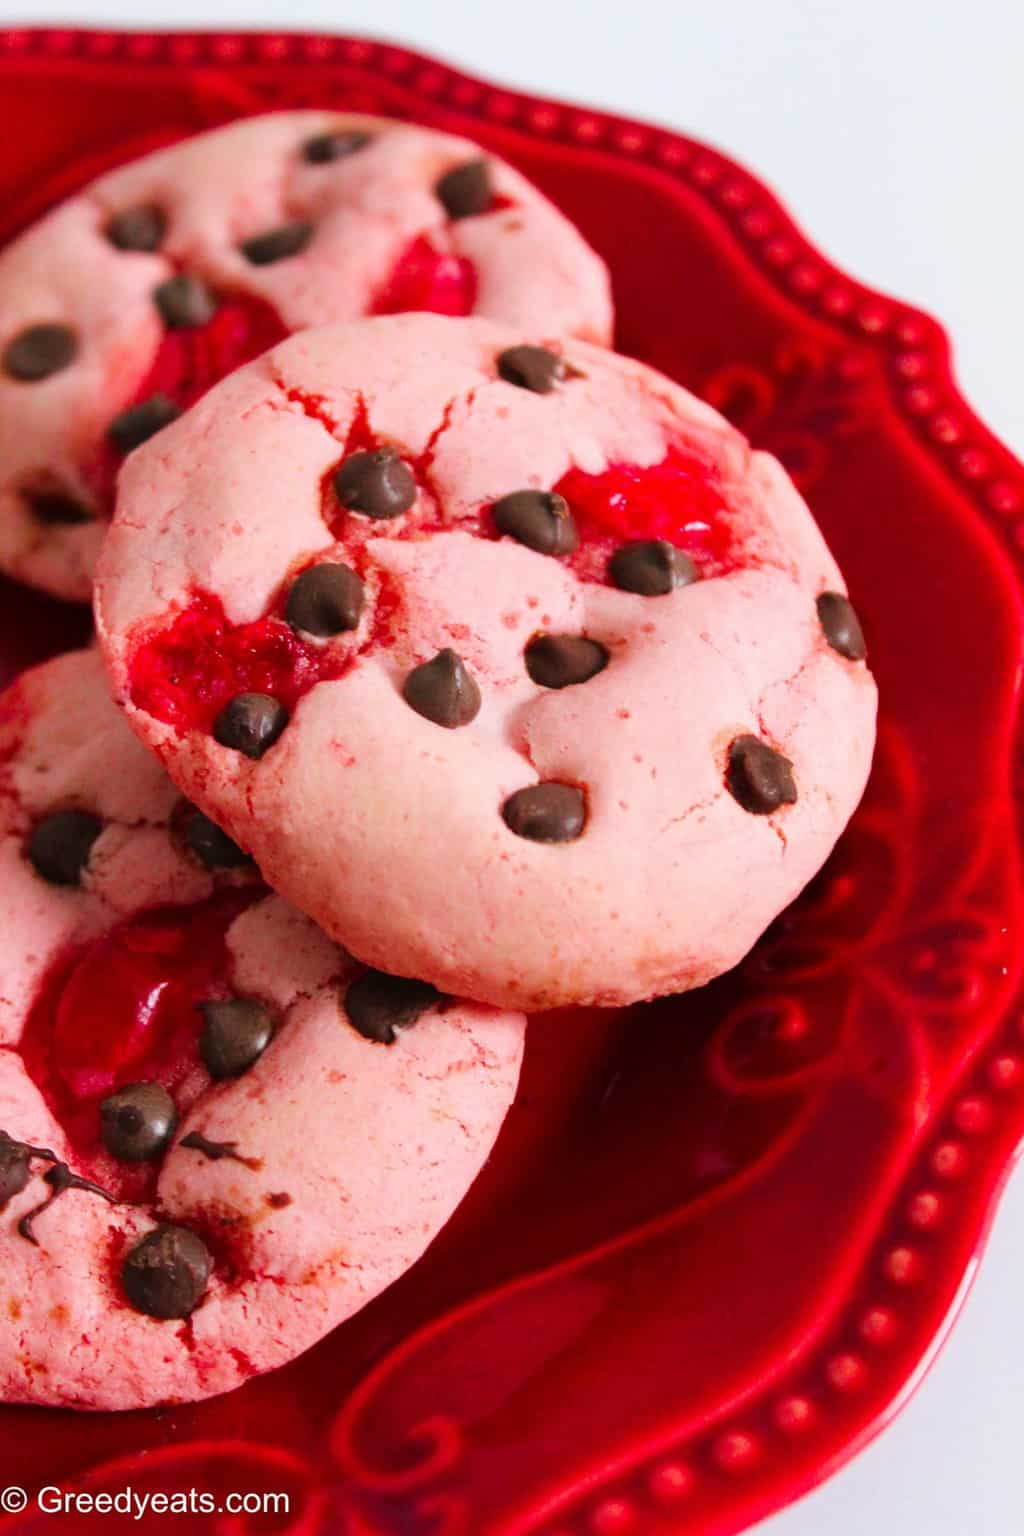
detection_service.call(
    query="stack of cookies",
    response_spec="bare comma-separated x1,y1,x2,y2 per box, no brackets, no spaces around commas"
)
0,112,876,1410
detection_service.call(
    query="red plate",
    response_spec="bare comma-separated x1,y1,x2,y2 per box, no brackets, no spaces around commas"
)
0,28,1022,1536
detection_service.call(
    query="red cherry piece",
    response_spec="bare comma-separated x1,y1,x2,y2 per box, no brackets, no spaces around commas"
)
555,445,734,571
128,592,349,735
88,293,288,509
373,235,478,317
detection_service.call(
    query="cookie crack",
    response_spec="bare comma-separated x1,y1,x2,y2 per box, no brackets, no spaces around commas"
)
752,651,818,741
266,362,347,439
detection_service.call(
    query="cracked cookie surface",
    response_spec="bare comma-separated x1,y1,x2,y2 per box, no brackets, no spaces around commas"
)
97,313,878,1011
0,111,612,600
0,649,525,1410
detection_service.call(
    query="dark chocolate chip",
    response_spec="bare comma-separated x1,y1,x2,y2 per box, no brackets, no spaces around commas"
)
0,1132,56,1212
0,1149,29,1207
24,488,93,526
286,562,365,636
105,204,167,252
213,693,288,759
502,783,586,842
183,807,253,870
525,634,609,690
333,448,416,520
492,489,578,555
0,1136,32,1208
302,128,372,163
403,649,481,728
28,810,102,886
726,734,798,815
121,1224,212,1319
100,1083,177,1162
3,323,77,382
435,158,493,219
108,393,181,453
345,971,440,1045
153,274,218,330
608,539,699,596
199,998,275,1079
239,221,314,266
817,591,867,661
496,345,566,394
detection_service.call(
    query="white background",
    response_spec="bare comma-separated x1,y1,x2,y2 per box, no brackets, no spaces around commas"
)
4,2,1024,1531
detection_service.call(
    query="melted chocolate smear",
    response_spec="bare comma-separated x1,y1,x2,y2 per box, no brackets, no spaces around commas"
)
179,1131,262,1171
17,1162,115,1246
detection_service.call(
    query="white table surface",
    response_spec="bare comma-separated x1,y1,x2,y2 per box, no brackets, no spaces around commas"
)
5,2,1024,1531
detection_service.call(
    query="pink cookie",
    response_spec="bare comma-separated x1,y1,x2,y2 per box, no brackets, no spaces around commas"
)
0,649,525,1410
96,313,878,1013
0,111,612,600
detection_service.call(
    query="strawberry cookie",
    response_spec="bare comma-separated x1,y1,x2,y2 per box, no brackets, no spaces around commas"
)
96,313,878,1013
0,111,612,601
0,649,525,1410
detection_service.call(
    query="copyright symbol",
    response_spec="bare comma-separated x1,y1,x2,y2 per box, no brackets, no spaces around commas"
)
0,1488,27,1513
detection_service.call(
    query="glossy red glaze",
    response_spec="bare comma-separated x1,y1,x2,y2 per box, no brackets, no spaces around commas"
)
128,591,350,732
88,294,288,509
372,233,477,316
18,893,255,1195
0,29,1022,1536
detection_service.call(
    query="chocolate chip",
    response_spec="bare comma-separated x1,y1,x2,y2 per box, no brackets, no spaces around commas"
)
213,693,288,759
492,489,578,555
0,1133,56,1211
100,1083,177,1162
24,488,93,525
496,345,566,394
525,634,608,690
286,562,364,636
345,971,440,1045
108,393,181,453
0,1137,32,1207
303,128,372,163
3,323,77,382
105,204,166,252
153,274,218,330
403,649,481,728
726,735,798,815
239,221,314,266
28,810,102,886
817,591,867,661
122,1224,211,1319
199,998,275,1079
182,807,253,870
608,539,699,596
333,448,416,520
502,783,586,842
0,1150,29,1206
435,158,493,219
